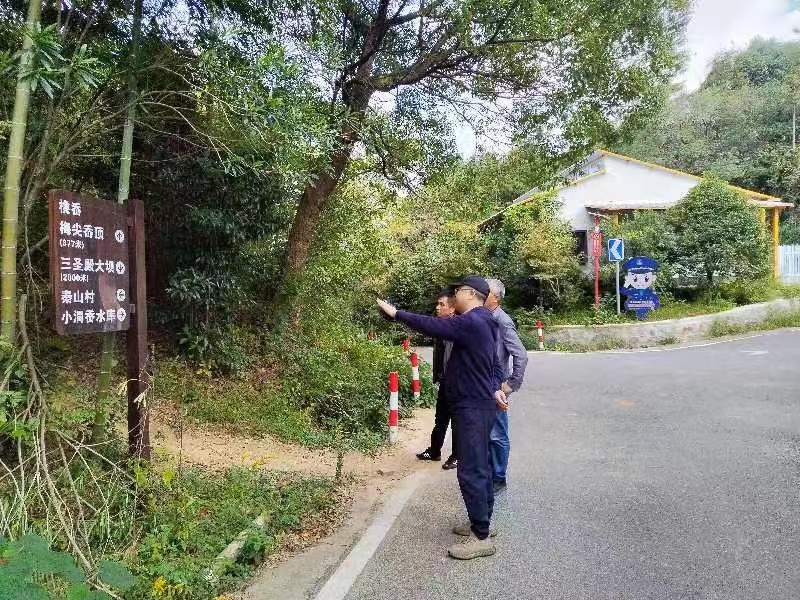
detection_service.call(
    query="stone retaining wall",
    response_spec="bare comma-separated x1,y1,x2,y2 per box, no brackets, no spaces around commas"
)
544,298,800,348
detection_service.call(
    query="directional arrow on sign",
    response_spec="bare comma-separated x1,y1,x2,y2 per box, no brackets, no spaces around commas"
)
608,238,624,262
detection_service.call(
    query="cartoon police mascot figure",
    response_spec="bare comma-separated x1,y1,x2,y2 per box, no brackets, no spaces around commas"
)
621,256,660,319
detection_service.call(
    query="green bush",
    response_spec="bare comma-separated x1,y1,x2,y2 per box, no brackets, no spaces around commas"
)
667,175,770,285
0,534,136,599
280,327,434,446
177,323,254,376
715,278,772,305
780,211,800,244
484,193,584,310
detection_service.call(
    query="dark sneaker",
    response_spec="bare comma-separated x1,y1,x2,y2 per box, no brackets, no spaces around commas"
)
416,448,441,461
447,532,496,560
452,522,497,537
492,480,507,494
442,456,458,470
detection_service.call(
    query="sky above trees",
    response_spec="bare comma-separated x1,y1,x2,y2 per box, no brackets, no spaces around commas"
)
457,0,800,156
683,0,800,90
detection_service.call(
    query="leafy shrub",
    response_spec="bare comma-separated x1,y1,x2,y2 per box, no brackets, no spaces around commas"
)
780,210,800,245
716,278,772,305
484,192,584,310
177,323,254,376
667,175,770,285
280,326,434,446
0,533,135,599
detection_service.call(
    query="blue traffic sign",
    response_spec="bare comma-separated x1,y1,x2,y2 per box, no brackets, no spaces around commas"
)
608,238,624,262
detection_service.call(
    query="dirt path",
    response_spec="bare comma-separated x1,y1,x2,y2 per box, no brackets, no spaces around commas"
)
151,408,437,480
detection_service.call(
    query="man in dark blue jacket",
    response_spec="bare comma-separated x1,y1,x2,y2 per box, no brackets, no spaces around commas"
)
377,276,506,560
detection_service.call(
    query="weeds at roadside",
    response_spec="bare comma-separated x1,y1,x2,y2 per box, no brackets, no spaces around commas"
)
125,467,340,600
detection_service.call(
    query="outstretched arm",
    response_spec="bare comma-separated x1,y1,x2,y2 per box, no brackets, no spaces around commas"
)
376,298,470,344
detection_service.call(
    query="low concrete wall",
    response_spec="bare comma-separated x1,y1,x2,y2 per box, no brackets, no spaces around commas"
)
544,298,800,348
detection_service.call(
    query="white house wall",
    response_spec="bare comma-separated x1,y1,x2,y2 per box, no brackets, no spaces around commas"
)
556,155,699,231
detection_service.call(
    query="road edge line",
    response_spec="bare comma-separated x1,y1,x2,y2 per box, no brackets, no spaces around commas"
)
313,470,430,600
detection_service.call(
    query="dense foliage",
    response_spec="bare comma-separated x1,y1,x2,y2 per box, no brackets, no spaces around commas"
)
0,0,693,595
619,38,800,206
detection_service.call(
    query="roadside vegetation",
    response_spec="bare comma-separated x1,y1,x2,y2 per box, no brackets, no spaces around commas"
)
5,3,800,599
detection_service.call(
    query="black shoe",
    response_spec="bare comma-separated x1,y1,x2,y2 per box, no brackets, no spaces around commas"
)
492,480,507,494
416,448,441,461
442,456,458,470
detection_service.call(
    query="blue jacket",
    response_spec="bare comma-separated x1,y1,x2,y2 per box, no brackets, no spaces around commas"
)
396,306,502,410
491,307,529,393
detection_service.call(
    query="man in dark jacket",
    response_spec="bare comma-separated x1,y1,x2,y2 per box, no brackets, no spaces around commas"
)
377,275,506,560
417,290,458,469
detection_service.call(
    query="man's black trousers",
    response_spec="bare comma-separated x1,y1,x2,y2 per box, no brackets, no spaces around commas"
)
430,386,457,458
454,406,496,540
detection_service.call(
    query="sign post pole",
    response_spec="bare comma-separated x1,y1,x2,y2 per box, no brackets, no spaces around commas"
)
127,199,150,460
607,237,625,315
592,216,601,309
48,189,148,460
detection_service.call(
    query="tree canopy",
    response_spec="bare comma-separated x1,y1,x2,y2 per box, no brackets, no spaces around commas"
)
619,38,800,205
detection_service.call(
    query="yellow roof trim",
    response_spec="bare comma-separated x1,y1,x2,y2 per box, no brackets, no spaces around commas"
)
597,149,782,202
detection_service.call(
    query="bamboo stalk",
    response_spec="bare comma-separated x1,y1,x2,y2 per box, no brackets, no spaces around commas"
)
1,0,43,344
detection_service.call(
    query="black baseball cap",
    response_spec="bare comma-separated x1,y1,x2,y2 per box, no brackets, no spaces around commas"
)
450,275,490,297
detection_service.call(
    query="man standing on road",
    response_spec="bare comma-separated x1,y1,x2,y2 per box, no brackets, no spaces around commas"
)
377,276,505,560
485,278,528,494
416,290,459,470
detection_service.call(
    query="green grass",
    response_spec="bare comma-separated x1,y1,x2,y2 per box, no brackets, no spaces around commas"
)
157,357,387,453
520,283,800,331
125,467,339,600
529,309,800,352
538,297,736,328
707,310,800,339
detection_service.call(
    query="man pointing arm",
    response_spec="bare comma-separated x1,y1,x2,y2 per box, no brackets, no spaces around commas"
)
377,275,504,561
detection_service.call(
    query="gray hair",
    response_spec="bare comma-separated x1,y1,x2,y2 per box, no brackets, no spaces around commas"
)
487,278,505,301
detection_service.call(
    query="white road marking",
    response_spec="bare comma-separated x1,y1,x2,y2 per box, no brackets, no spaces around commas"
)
313,470,430,600
740,350,769,356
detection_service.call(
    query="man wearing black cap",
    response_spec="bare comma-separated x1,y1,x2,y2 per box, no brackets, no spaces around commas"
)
377,275,505,560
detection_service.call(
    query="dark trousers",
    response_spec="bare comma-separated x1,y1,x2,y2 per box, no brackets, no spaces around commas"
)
454,407,496,540
430,386,457,458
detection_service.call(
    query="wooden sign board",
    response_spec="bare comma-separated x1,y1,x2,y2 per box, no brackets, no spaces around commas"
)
48,190,131,335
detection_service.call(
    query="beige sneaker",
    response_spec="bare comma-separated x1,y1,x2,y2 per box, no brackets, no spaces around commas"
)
452,522,497,537
447,531,496,560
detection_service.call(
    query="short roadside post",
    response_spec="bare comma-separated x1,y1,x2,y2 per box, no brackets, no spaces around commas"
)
607,237,625,314
388,371,399,443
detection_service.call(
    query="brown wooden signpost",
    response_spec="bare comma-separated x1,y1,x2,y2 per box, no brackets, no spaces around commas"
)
48,190,150,459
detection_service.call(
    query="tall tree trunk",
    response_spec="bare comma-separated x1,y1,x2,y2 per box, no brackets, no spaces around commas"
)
284,139,358,275
92,0,142,444
1,0,43,345
283,83,373,283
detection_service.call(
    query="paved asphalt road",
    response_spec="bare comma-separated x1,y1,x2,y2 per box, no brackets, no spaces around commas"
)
344,330,800,600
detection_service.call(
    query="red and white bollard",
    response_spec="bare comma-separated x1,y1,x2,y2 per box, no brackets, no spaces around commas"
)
388,371,399,444
410,352,421,402
401,338,410,352
536,320,544,351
